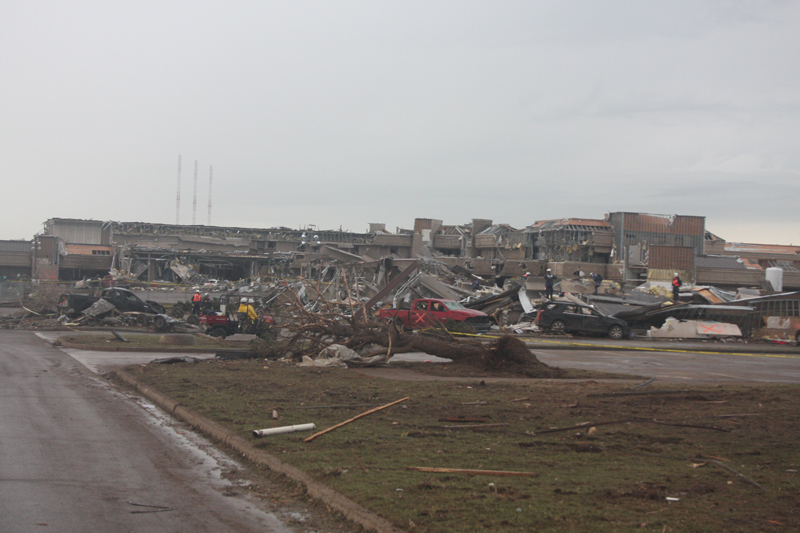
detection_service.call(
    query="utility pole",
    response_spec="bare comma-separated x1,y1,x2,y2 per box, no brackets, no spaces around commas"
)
207,165,213,226
176,155,181,225
192,160,198,225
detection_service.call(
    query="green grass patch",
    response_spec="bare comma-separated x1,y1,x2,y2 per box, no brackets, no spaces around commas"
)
124,359,800,532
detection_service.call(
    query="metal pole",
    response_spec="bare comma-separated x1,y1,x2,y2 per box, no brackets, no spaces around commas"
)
192,160,198,225
207,165,213,226
175,155,181,225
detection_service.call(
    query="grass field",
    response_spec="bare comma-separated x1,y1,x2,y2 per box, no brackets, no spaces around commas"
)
122,357,800,532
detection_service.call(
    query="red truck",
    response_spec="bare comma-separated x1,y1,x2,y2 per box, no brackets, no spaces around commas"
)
377,298,492,333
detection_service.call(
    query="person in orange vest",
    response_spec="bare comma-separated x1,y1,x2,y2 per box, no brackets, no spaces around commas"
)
672,273,682,301
191,290,202,316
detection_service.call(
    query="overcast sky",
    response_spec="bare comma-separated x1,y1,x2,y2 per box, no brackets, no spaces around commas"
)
2,1,799,245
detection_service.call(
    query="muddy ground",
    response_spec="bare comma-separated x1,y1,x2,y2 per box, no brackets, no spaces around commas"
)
122,349,800,533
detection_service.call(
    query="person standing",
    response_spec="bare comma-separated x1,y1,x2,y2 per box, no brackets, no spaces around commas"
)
191,290,202,316
237,297,249,331
201,293,213,315
672,272,682,301
544,268,556,299
590,272,603,295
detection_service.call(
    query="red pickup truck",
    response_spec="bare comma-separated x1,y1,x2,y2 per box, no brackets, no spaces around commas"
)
377,298,492,332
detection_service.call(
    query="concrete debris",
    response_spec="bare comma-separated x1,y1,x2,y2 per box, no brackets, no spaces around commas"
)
168,259,199,283
648,318,742,339
298,344,386,369
82,298,116,317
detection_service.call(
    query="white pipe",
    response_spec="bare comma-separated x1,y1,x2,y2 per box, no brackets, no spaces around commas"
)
253,423,316,438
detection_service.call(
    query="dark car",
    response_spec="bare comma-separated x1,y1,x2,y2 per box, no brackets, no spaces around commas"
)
57,287,166,316
535,301,629,340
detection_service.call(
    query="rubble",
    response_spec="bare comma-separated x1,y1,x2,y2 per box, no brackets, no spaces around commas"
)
648,318,742,339
4,224,800,348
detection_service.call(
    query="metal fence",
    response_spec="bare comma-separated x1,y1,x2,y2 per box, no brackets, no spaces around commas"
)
0,282,26,303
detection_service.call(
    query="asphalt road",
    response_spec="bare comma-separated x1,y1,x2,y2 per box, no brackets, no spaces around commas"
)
519,336,800,383
533,346,800,383
0,330,329,533
36,328,800,384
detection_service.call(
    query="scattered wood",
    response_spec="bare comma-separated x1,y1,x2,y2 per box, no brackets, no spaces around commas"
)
442,423,508,429
586,390,694,398
509,397,531,402
706,459,766,490
272,409,279,419
631,377,655,390
633,418,729,433
303,397,410,443
293,403,387,409
111,330,128,342
529,419,629,435
406,466,537,477
352,451,367,473
438,417,488,423
529,417,728,436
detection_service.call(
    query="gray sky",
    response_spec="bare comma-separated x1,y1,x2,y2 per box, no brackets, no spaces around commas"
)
2,0,799,245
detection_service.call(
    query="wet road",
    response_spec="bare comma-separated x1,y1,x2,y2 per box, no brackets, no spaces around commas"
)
0,330,325,533
528,341,800,383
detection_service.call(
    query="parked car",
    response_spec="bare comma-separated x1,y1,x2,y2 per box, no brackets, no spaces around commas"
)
377,298,492,333
535,301,629,340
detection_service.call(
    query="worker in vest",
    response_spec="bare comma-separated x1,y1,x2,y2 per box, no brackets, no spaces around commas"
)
237,296,249,328
246,298,258,320
672,272,682,301
191,290,202,316
238,297,259,333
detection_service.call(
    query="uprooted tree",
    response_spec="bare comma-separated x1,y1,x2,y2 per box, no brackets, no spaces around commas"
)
250,281,562,377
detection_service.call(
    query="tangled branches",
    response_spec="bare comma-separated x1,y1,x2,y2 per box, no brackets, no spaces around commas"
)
251,280,558,376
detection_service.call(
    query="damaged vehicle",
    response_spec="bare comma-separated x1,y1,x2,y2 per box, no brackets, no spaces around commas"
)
378,298,493,333
56,287,166,317
535,301,630,340
197,294,279,339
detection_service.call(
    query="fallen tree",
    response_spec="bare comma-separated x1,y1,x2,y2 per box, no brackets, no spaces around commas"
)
250,280,561,377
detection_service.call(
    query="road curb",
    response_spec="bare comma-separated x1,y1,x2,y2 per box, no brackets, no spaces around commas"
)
113,369,405,533
58,340,224,353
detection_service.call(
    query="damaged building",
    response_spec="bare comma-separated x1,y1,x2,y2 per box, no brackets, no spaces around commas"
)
4,212,800,343
4,213,798,296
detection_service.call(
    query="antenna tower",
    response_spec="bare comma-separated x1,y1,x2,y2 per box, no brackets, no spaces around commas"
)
175,155,181,224
192,160,198,225
207,165,213,226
